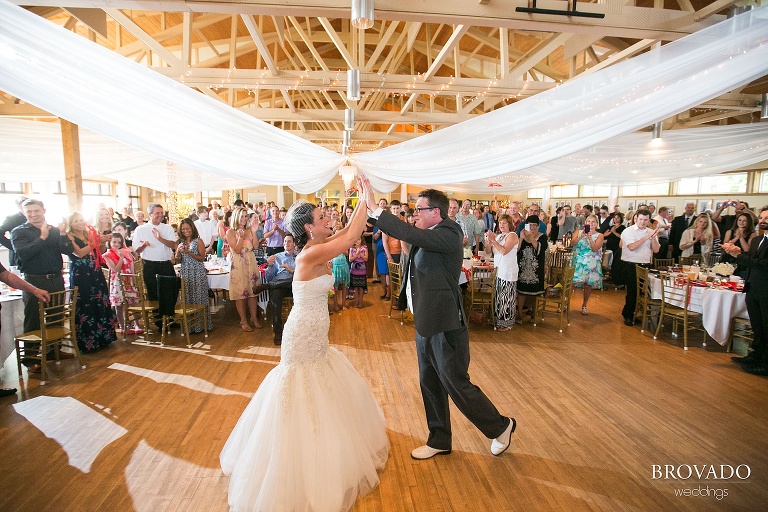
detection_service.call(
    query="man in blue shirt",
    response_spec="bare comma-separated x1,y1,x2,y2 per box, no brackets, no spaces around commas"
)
515,203,547,236
256,234,297,345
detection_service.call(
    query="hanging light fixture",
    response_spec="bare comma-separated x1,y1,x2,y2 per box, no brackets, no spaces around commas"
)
651,121,663,139
339,164,357,190
761,93,767,120
344,108,355,131
347,69,360,100
343,130,351,147
351,0,374,30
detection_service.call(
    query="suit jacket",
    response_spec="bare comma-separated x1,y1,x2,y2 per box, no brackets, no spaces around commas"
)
375,210,466,338
669,214,695,252
736,236,768,297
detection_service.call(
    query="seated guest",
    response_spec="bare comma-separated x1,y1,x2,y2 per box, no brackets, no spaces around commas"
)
256,234,297,345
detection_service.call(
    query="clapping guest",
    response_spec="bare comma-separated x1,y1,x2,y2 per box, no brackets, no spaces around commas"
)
517,215,547,323
606,213,626,284
227,207,262,331
93,207,114,254
485,214,519,330
679,214,716,262
348,237,368,308
217,209,232,258
722,212,757,274
66,212,116,352
175,219,212,333
102,232,142,334
572,215,604,315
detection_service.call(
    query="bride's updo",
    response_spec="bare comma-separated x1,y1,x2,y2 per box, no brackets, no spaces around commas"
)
285,199,317,250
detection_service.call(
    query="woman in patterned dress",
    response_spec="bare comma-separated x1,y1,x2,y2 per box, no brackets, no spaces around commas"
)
517,215,547,323
227,207,263,331
66,212,117,352
175,219,212,333
572,214,604,315
485,214,519,331
102,232,142,334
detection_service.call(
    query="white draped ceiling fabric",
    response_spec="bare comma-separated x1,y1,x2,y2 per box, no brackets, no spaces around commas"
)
0,0,768,194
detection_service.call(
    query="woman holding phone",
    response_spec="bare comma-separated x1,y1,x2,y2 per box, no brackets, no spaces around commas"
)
572,214,604,315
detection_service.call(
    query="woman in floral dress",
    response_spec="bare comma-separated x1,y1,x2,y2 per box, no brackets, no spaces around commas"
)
572,214,604,315
227,207,263,331
66,212,117,352
102,232,142,334
176,219,213,333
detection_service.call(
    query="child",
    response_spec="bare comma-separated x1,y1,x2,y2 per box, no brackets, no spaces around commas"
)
331,252,350,312
102,233,142,334
348,237,368,308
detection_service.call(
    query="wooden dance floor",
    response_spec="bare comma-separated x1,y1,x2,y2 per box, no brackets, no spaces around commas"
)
1,286,766,512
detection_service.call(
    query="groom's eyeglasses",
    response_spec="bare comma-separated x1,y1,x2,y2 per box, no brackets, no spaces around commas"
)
414,207,437,213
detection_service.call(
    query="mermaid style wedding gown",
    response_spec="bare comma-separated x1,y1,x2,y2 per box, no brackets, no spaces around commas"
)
220,273,389,512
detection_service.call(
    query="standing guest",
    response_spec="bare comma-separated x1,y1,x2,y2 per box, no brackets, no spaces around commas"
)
620,209,660,326
341,205,355,227
0,195,28,267
217,210,232,258
505,201,523,233
193,206,217,256
597,205,612,234
0,263,50,397
365,183,516,460
175,219,212,334
349,236,368,308
372,225,389,299
556,205,579,241
131,204,178,329
112,222,132,248
255,234,297,344
653,206,672,259
712,199,758,235
263,205,286,256
66,212,117,352
722,213,758,273
456,199,483,257
517,215,547,323
485,214,519,331
605,213,626,284
329,220,349,313
134,210,147,228
515,203,547,236
723,207,768,375
227,207,263,331
679,214,716,263
572,215,604,315
363,217,375,279
549,206,561,243
383,201,403,263
482,205,496,234
102,232,142,335
10,199,73,338
669,201,696,261
93,207,115,254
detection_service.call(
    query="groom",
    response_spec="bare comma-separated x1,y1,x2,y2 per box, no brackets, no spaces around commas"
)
365,183,516,459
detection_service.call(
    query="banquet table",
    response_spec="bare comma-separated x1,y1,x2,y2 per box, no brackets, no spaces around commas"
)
649,275,747,346
461,259,494,286
1,293,24,368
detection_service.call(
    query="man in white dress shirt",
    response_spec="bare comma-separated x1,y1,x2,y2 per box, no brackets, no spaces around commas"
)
620,209,660,326
193,206,216,255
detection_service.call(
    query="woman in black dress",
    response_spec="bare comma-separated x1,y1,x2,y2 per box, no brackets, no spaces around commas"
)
66,212,116,352
605,213,626,285
517,215,548,323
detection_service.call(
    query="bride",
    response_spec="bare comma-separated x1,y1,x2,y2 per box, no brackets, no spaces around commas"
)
220,178,389,512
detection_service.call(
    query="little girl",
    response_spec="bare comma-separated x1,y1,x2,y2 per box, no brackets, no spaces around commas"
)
331,252,350,312
102,233,142,334
348,237,368,308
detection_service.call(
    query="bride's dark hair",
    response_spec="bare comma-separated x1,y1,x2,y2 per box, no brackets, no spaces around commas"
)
285,200,316,250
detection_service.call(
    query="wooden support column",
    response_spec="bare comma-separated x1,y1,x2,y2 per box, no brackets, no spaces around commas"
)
60,119,83,213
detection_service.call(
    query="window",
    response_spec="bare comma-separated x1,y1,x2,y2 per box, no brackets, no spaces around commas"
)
678,173,746,195
621,182,670,196
0,182,23,193
527,187,545,199
581,185,611,197
551,185,578,198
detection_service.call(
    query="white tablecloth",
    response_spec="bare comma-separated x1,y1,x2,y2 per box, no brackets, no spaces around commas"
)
649,275,747,345
1,293,23,368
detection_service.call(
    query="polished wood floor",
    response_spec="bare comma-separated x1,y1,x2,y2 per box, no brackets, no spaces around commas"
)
1,285,767,512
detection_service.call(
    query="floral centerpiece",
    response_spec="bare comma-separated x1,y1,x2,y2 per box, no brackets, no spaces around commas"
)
712,262,736,277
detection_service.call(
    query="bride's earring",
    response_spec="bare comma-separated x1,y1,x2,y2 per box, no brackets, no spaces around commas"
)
309,229,314,239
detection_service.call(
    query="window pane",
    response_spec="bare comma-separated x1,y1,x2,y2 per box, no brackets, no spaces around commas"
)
700,174,746,194
527,187,545,199
677,178,698,195
551,185,578,198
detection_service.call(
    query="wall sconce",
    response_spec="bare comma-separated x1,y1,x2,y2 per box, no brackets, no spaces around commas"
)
651,121,663,139
347,69,360,100
344,108,355,131
351,0,374,29
339,164,357,190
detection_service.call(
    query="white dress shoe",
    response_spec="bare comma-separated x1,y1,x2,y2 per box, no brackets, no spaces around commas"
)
490,418,517,456
411,445,451,460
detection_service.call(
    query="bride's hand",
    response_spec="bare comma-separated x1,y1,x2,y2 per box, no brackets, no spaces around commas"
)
357,175,375,209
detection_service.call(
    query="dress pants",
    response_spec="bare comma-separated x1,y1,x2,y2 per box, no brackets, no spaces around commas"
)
622,263,639,320
745,293,768,362
141,260,176,325
415,325,508,450
268,280,293,335
22,274,65,333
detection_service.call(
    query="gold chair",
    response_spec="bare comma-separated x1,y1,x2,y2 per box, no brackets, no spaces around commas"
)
465,266,497,328
653,258,675,270
387,260,404,325
708,252,723,266
545,250,572,285
123,272,158,337
533,265,575,332
728,316,752,354
653,272,706,350
14,288,85,385
157,275,209,347
678,255,701,266
634,266,662,334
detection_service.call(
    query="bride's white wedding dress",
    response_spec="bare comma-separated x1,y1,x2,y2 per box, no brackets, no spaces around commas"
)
220,273,389,512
